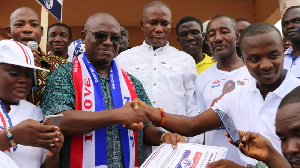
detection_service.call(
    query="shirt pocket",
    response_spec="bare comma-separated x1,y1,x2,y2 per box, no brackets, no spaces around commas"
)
161,63,182,88
128,64,148,82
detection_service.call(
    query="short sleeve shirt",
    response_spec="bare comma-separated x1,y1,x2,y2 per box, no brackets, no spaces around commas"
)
212,70,300,164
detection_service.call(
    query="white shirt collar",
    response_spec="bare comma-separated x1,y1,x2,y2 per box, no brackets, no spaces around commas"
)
247,70,295,98
142,41,170,52
284,47,293,57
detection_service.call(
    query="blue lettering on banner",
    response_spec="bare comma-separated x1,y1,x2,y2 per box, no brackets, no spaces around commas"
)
110,73,115,89
90,67,98,83
124,97,130,103
130,136,134,148
111,84,116,90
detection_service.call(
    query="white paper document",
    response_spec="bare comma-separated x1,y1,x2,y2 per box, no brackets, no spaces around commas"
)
141,143,227,168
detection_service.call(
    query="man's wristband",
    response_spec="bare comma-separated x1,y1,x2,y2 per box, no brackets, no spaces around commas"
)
152,107,166,127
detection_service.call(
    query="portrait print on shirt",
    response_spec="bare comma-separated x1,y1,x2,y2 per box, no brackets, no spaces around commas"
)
209,78,250,107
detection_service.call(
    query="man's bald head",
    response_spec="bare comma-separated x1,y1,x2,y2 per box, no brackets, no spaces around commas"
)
84,13,120,32
82,13,121,67
10,7,40,26
7,6,43,45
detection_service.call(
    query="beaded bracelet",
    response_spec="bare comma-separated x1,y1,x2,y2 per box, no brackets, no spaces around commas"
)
6,126,17,148
152,107,166,127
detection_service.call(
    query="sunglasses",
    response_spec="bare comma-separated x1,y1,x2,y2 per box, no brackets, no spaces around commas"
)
85,30,121,44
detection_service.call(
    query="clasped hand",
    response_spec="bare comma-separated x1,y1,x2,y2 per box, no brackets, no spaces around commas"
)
121,98,168,131
120,98,187,149
10,119,64,157
119,99,152,131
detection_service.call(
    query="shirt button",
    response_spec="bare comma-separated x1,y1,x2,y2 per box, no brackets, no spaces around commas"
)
153,83,156,86
154,68,156,70
153,101,156,104
154,54,156,56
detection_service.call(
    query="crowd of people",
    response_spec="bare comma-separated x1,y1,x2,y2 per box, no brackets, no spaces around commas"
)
0,1,299,168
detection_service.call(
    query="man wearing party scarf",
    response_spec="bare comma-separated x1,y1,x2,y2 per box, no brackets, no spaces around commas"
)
42,13,185,168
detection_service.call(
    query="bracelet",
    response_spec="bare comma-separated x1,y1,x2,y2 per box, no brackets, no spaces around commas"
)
160,132,168,144
6,127,16,148
152,107,166,127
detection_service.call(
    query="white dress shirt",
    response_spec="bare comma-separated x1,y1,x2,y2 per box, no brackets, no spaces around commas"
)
116,41,198,117
283,47,300,78
212,70,300,165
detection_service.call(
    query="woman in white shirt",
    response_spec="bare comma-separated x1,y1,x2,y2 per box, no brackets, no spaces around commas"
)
0,40,64,168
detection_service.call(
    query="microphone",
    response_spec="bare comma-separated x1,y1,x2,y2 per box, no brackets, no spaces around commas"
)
27,41,39,89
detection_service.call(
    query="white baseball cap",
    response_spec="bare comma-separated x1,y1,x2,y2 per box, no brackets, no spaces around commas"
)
0,40,49,71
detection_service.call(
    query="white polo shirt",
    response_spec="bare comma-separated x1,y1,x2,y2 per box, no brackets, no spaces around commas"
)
212,70,300,164
283,47,300,78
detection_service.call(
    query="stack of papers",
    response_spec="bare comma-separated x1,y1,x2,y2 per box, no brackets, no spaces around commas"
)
141,143,227,168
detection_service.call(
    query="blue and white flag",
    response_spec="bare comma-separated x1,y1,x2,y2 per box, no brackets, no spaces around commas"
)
36,0,63,21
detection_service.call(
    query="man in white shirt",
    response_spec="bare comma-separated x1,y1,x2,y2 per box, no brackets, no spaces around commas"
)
195,15,252,166
281,6,300,78
142,22,300,167
117,1,198,134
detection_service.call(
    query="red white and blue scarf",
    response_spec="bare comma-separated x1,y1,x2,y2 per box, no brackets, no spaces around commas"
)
0,101,16,152
71,52,139,168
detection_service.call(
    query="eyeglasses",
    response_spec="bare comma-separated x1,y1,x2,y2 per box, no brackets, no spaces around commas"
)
85,30,121,44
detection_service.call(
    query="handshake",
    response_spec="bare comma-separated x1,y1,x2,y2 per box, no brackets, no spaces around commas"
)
118,98,187,148
119,98,165,132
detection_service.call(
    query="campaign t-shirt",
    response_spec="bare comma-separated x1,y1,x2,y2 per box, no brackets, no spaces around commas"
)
195,64,252,166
